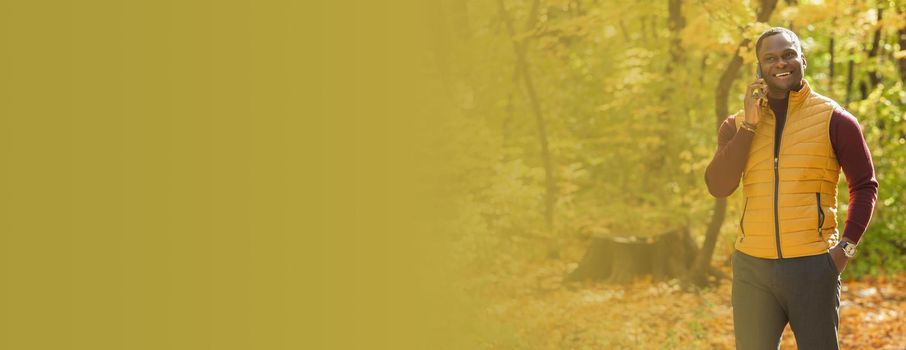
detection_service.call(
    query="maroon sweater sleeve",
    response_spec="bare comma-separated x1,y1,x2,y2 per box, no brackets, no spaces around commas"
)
830,107,878,244
704,115,754,198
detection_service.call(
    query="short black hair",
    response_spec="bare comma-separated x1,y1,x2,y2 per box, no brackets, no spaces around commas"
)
755,27,803,59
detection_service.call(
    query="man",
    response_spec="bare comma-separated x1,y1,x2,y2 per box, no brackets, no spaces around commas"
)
705,27,878,349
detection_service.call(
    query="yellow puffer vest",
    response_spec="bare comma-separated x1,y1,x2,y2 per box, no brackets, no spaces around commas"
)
734,79,841,259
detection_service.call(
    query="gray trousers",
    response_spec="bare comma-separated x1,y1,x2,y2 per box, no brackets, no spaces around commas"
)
731,250,841,350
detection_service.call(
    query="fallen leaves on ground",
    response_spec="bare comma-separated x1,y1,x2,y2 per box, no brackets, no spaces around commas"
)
466,255,906,349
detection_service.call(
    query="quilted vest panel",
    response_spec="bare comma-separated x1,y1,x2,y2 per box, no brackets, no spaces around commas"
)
733,80,841,259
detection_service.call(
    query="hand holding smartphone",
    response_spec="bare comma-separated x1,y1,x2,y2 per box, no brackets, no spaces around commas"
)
753,65,765,100
744,64,767,127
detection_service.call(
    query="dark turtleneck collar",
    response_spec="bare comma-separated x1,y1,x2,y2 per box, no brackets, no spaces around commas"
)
766,79,807,117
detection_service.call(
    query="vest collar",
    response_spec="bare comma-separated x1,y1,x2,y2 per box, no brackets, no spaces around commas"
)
787,79,811,111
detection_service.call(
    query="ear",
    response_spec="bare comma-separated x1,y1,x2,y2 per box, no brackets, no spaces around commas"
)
802,55,807,68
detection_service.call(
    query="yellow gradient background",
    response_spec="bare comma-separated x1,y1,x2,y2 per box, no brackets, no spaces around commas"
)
0,1,463,349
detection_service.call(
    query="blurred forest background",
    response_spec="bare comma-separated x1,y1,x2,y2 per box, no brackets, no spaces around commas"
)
422,0,906,348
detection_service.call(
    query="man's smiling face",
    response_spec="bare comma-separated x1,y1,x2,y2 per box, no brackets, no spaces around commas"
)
757,33,807,97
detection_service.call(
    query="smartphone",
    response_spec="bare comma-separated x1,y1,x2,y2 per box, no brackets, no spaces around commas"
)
753,63,765,101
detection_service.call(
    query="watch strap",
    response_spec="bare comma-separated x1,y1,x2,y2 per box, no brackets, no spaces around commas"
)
841,241,857,258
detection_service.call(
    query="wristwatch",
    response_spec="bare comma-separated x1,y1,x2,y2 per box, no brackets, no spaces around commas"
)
840,241,857,258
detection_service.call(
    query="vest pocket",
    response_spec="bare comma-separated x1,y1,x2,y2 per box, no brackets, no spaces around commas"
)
816,192,825,237
739,198,748,242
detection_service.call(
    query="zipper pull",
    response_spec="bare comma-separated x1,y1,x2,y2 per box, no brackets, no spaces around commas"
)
774,157,778,169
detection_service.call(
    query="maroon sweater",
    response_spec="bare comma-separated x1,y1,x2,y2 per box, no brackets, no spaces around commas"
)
704,96,878,243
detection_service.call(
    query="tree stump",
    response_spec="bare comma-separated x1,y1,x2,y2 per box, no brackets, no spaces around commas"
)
566,228,699,284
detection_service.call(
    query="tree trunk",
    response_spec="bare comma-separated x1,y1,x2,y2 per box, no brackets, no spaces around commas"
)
860,6,883,99
846,47,855,106
498,0,557,232
828,27,835,96
666,0,686,75
566,229,700,284
640,16,648,42
900,6,906,83
618,20,631,41
868,6,883,89
692,0,779,286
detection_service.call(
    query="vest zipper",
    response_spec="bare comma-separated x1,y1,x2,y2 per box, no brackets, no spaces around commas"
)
773,103,786,259
771,97,796,259
816,192,825,237
774,155,782,258
739,198,748,242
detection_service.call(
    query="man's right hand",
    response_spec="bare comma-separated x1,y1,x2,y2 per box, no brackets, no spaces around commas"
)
744,78,767,126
